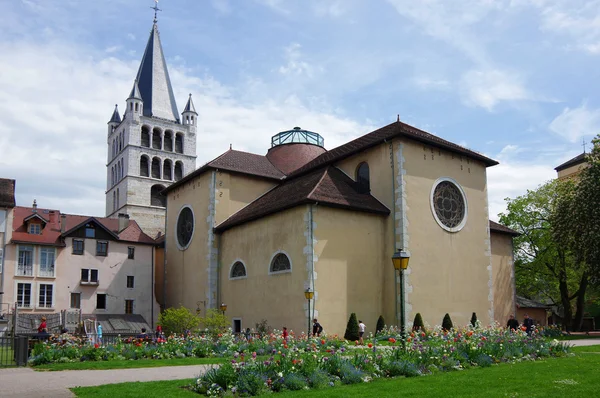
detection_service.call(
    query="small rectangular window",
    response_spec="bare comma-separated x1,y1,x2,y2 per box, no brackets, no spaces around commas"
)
73,239,84,255
17,283,32,308
97,294,106,309
38,284,53,308
81,268,89,282
125,299,134,314
85,226,95,238
90,269,99,283
29,224,41,234
70,293,81,309
126,275,134,288
96,241,108,256
128,247,135,259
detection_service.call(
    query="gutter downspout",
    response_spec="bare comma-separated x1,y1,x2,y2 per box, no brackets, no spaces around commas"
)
386,139,398,328
163,197,168,312
0,209,6,310
309,204,316,321
151,244,154,329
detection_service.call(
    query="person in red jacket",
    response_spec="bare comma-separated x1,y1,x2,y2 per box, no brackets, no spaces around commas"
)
282,327,289,341
37,317,48,334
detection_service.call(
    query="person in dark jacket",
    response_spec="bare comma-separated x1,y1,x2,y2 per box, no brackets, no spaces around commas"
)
506,314,519,331
522,313,534,335
312,319,323,337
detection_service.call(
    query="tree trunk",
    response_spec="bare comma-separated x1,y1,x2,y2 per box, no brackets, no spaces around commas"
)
559,278,573,332
572,272,589,331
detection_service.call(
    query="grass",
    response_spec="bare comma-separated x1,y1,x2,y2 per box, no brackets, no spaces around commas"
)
34,356,227,371
0,345,16,366
72,353,600,397
570,344,600,353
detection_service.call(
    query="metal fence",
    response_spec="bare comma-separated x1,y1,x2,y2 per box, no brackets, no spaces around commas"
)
0,335,29,367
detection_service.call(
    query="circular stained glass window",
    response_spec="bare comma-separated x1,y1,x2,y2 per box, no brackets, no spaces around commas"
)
431,179,467,232
176,206,194,249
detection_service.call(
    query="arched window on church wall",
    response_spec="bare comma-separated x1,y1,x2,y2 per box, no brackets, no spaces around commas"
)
113,191,116,211
140,156,149,177
116,188,120,209
141,126,150,147
164,131,173,151
356,162,370,194
152,128,162,150
111,168,115,186
163,159,173,181
150,184,166,207
120,160,124,179
151,157,161,179
174,161,183,181
175,133,184,154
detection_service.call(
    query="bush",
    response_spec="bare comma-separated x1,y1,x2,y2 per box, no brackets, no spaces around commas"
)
442,313,453,331
284,373,308,391
236,369,268,396
255,319,270,338
376,315,385,335
344,313,359,341
158,306,200,335
470,312,478,328
412,313,424,331
307,370,330,389
199,309,230,339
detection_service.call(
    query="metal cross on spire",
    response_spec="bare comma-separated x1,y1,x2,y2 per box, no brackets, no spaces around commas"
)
582,137,587,154
151,0,161,23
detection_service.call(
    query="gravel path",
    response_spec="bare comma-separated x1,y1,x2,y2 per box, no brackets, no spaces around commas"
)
568,338,600,347
0,364,214,398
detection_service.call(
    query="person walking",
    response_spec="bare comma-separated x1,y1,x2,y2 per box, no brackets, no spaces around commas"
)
282,327,289,341
522,313,534,335
97,323,103,345
506,314,519,331
358,320,366,345
312,319,323,337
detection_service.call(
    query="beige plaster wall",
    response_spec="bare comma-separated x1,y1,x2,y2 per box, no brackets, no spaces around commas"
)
313,207,387,336
491,232,515,325
165,172,212,310
557,162,587,180
401,139,493,327
219,207,307,335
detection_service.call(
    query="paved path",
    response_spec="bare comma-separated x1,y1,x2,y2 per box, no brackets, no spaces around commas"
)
567,339,600,347
0,364,214,398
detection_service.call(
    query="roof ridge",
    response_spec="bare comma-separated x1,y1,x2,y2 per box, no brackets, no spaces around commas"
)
306,167,331,200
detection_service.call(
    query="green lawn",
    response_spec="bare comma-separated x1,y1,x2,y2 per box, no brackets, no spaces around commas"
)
0,345,16,366
72,353,600,398
34,357,227,371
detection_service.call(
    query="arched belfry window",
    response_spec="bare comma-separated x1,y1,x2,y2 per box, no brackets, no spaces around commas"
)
175,133,184,154
150,184,166,207
151,157,161,179
174,161,183,181
163,159,173,181
152,128,162,150
230,261,247,279
269,252,291,274
356,162,370,193
140,155,149,177
141,126,150,147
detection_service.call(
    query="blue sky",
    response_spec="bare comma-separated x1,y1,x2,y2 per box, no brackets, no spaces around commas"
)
0,0,598,219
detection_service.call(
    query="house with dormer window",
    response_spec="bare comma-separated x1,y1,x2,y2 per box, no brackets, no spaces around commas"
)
1,199,159,330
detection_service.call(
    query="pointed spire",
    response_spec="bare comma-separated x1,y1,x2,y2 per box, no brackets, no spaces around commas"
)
108,104,121,124
128,80,142,100
134,23,180,122
183,93,197,114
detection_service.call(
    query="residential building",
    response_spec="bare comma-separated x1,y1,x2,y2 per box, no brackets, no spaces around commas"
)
161,122,518,336
1,202,159,328
0,178,16,316
105,18,197,238
555,153,588,179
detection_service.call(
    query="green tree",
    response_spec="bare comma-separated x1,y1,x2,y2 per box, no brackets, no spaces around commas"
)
199,309,230,338
412,313,424,331
158,306,200,335
344,313,359,341
552,135,600,330
442,313,453,331
470,312,478,328
499,179,587,331
376,315,385,335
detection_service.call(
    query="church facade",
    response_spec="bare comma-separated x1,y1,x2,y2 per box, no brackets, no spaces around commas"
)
162,123,517,336
105,21,197,238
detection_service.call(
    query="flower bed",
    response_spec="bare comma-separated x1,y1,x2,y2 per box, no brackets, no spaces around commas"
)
191,326,571,396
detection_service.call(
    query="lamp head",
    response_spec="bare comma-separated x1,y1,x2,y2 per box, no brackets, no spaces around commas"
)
392,250,410,270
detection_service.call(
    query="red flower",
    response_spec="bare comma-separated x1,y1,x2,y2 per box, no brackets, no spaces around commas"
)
368,343,373,348
320,339,326,345
94,343,99,349
388,337,396,344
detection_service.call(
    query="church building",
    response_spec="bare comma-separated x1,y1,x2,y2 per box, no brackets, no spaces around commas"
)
162,122,518,336
105,19,197,238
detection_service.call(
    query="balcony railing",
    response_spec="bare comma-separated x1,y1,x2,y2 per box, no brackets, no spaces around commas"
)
16,266,33,277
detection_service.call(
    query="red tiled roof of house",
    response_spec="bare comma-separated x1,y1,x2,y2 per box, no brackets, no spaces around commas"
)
0,178,16,208
291,121,498,177
164,149,285,194
10,207,156,246
489,220,520,236
215,166,390,232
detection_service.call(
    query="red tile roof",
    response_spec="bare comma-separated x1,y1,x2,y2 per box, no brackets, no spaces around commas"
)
489,220,519,236
215,166,390,232
266,143,326,175
0,178,16,208
10,207,156,246
291,121,498,177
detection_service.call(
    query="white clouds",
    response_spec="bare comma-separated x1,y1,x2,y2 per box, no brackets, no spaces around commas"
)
211,0,232,15
549,104,600,142
460,69,532,110
278,43,317,77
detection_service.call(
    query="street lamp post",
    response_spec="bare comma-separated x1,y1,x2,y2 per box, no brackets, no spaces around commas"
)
304,288,314,338
220,303,227,316
392,249,410,348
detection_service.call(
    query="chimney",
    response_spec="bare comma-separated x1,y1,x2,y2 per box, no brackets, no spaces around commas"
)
60,213,67,233
118,213,130,233
32,199,37,213
49,211,57,224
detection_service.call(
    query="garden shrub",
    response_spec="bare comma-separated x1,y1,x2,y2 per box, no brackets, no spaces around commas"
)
376,315,385,335
385,360,420,377
199,309,230,339
283,373,308,390
159,306,200,335
473,353,493,367
307,369,330,389
470,312,478,328
412,313,424,331
344,313,359,341
442,313,453,331
236,369,268,396
255,319,271,338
